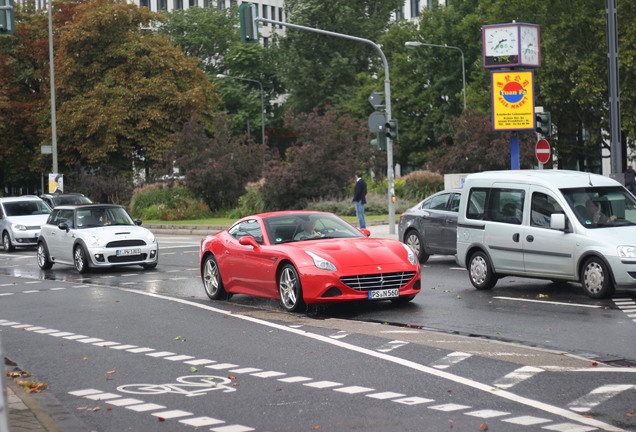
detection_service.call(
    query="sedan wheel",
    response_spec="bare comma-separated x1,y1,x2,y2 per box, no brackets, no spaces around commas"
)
580,257,615,299
468,251,497,290
405,230,429,263
3,232,14,252
74,245,89,274
37,243,53,270
278,264,305,312
202,255,228,300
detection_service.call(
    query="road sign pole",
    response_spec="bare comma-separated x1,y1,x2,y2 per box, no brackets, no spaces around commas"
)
510,135,520,170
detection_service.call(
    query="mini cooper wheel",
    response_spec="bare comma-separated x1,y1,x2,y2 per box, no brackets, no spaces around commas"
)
468,251,497,290
278,264,305,312
74,245,89,274
404,230,429,263
202,255,228,300
2,231,14,252
580,257,615,299
37,242,53,270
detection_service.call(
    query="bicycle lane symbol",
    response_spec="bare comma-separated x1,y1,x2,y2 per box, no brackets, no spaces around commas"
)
117,375,236,397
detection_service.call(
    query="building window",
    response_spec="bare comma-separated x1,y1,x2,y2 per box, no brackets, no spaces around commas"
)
270,6,275,23
174,0,183,9
410,0,419,17
229,0,236,6
189,0,196,7
158,0,167,10
262,4,267,25
278,7,283,28
263,37,269,47
140,0,150,8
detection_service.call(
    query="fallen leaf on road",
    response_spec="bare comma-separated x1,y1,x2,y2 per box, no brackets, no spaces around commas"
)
83,357,89,361
107,370,116,374
190,367,199,372
16,380,47,393
91,407,100,412
157,417,165,422
479,423,488,431
228,375,236,379
626,412,634,417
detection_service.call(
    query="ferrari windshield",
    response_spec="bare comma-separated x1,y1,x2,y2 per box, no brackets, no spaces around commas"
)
561,186,636,227
77,207,135,228
264,213,365,244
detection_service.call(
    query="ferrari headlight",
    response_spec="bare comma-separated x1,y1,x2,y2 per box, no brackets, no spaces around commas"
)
306,251,337,271
617,245,636,258
402,243,418,265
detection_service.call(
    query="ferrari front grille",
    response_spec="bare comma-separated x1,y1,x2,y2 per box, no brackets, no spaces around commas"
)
340,271,417,291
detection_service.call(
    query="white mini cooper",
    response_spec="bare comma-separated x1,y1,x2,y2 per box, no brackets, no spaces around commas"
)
37,204,158,273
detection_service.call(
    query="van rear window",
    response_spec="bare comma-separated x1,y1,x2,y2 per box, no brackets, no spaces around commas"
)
466,187,525,225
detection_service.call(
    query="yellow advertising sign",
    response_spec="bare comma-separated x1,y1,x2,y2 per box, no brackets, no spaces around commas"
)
491,70,535,131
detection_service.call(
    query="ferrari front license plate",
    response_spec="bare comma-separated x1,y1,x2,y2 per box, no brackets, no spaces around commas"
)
368,288,399,299
117,248,141,256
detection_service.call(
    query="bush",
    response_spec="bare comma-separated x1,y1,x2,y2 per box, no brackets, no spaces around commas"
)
305,193,413,216
227,181,267,219
400,170,444,201
129,183,212,221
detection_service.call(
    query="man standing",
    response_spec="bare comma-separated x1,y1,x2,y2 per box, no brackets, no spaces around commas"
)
353,171,367,229
625,165,636,195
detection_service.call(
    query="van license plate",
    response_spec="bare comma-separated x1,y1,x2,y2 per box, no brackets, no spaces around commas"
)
368,289,399,299
117,248,141,256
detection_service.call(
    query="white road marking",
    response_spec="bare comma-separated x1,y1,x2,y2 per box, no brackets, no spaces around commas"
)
106,398,144,406
568,384,636,413
376,340,408,353
393,396,433,405
211,426,255,432
117,289,624,432
184,359,216,366
502,415,551,426
251,371,285,378
329,330,350,339
146,351,176,357
151,409,192,419
494,366,545,389
205,362,239,370
542,423,597,431
126,403,166,412
366,391,405,400
180,416,225,427
428,403,471,411
85,392,120,401
333,386,374,394
303,380,342,389
494,296,603,309
465,409,510,418
278,376,311,383
431,351,472,369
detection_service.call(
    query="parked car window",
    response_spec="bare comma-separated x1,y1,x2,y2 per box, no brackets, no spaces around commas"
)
449,193,461,212
229,220,263,243
466,187,525,225
3,200,50,216
423,193,450,211
530,193,562,228
48,209,75,228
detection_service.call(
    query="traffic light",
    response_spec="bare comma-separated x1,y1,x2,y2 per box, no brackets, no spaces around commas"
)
535,112,551,137
239,3,259,44
385,119,398,141
0,0,15,35
371,132,386,151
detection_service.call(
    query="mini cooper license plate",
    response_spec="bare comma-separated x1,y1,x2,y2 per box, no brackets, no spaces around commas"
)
368,288,399,299
117,248,141,256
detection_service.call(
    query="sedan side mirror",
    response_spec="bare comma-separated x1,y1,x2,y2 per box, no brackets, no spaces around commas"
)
58,223,69,232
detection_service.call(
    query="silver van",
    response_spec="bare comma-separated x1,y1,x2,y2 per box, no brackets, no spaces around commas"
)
456,170,636,298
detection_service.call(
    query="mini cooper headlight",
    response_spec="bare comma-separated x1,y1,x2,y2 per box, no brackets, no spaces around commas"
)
402,243,418,265
306,251,337,271
617,245,636,258
146,231,156,244
87,235,99,246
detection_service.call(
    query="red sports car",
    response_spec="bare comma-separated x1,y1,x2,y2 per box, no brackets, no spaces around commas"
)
199,211,421,312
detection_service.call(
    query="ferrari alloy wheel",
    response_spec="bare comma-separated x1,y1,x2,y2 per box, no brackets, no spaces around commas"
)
3,231,14,252
580,257,615,299
404,230,429,263
202,255,228,300
468,251,497,290
37,242,53,270
278,264,305,312
74,245,89,274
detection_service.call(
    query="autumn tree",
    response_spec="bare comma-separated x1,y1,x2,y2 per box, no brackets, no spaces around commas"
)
173,114,267,211
261,107,381,210
54,0,218,177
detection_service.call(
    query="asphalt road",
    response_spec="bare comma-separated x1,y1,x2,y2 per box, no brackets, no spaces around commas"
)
1,234,635,431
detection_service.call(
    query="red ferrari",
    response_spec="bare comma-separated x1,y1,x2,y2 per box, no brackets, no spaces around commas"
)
199,211,421,312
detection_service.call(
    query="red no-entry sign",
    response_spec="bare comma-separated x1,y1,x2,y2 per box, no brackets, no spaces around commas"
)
535,139,551,164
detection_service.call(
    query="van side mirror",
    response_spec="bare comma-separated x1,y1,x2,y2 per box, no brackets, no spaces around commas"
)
550,213,566,231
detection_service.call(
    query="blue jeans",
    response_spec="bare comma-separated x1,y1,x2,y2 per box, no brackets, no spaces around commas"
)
354,201,366,229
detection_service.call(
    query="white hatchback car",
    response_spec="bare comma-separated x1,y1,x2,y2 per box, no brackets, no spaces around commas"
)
37,204,158,273
0,196,52,252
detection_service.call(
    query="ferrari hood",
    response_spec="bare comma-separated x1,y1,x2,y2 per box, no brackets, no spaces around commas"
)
301,238,409,266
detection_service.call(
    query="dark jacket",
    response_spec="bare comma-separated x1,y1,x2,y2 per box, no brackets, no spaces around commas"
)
353,178,367,204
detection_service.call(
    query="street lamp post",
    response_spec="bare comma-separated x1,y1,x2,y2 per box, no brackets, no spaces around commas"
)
405,41,466,110
216,74,266,145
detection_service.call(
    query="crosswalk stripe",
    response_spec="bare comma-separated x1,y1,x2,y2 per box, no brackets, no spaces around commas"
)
431,351,472,369
494,366,544,389
568,384,636,412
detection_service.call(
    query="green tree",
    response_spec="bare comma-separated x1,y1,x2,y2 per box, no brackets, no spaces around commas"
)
54,0,218,176
160,6,239,75
278,0,402,114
